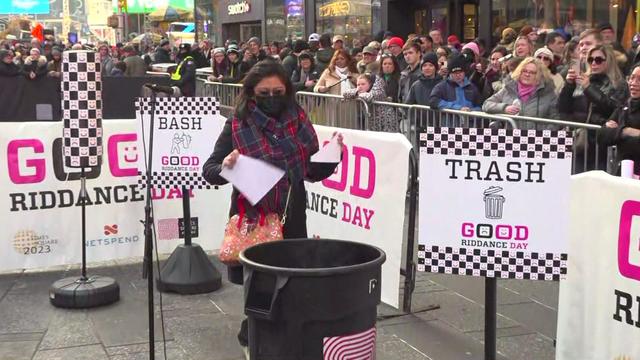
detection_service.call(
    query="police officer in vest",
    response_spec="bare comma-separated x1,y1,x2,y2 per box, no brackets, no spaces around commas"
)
171,43,198,97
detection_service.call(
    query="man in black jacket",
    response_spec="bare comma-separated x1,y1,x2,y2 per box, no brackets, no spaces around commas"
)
0,50,21,77
282,39,309,78
405,52,442,105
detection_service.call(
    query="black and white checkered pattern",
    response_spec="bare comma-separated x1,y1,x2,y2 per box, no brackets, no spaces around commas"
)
62,50,103,168
418,245,567,281
135,97,220,115
420,127,572,159
137,171,217,190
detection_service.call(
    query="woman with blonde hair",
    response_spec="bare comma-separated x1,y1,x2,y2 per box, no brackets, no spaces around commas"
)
559,44,627,172
314,48,358,95
513,36,534,58
483,57,559,129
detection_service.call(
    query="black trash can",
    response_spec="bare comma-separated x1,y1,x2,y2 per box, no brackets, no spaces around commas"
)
239,238,386,360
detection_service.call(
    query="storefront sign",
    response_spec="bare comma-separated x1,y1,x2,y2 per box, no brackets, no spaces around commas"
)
228,0,251,15
557,173,640,359
418,127,572,280
319,0,351,17
306,125,412,308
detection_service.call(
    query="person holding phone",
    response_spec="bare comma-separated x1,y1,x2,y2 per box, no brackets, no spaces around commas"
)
559,44,627,172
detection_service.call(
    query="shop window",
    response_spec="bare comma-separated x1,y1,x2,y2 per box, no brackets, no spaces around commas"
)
316,0,375,45
266,0,305,43
431,6,448,37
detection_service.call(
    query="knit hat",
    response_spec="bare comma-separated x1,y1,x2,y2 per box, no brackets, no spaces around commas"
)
598,22,614,32
308,33,320,43
30,47,40,54
387,36,404,49
447,35,460,44
51,47,62,56
227,43,240,55
520,25,534,36
462,42,480,57
422,52,439,69
159,39,170,47
0,49,11,61
298,52,313,62
213,47,226,56
502,27,517,40
534,47,553,60
448,54,467,73
248,36,261,45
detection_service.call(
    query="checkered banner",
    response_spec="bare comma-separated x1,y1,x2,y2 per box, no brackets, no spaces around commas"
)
61,50,103,168
418,127,572,281
135,97,225,189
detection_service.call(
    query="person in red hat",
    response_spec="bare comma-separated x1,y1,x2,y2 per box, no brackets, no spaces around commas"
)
447,35,461,52
387,36,407,70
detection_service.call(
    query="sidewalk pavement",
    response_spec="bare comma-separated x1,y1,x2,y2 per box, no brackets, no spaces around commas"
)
0,255,558,360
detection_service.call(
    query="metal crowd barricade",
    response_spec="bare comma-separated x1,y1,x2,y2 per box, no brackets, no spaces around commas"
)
198,80,243,117
508,114,608,174
296,91,370,130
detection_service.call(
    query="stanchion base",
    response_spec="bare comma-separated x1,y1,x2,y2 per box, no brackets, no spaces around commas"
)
49,276,120,308
157,243,222,294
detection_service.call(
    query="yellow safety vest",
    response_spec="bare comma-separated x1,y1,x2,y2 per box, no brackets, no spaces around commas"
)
171,56,194,81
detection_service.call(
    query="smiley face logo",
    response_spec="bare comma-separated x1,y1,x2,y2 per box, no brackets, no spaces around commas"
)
79,73,87,81
69,63,78,72
88,63,95,72
88,82,96,91
80,148,89,156
71,138,79,147
79,92,87,100
89,119,96,127
70,119,79,127
79,110,88,118
123,146,138,163
89,138,97,146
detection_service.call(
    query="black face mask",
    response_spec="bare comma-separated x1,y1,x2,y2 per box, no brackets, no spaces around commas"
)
255,95,288,117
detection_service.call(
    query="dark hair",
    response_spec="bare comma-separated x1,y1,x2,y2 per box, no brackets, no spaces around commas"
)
421,35,433,44
235,59,295,120
114,61,126,72
545,32,565,46
561,38,579,65
491,46,509,58
319,33,332,48
350,47,362,58
378,53,401,78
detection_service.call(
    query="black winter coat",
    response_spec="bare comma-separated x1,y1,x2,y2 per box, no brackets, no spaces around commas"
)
599,99,640,174
558,73,626,126
0,61,22,77
382,74,400,102
291,66,320,92
202,118,338,239
153,48,171,64
405,75,442,106
221,60,245,83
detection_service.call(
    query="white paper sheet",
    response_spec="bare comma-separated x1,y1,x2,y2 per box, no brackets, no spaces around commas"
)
311,134,342,163
219,155,285,205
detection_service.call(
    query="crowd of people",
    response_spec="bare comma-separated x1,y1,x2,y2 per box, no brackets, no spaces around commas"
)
1,23,639,172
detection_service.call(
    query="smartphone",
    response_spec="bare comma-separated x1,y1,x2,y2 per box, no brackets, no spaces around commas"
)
570,60,580,74
68,32,78,44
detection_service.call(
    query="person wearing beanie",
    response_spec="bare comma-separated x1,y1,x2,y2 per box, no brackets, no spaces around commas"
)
405,52,442,106
153,39,172,64
170,43,197,96
210,47,229,80
291,52,320,92
315,33,334,74
46,47,63,78
387,36,407,71
0,49,21,77
282,39,309,78
500,27,518,51
398,39,423,102
429,54,482,112
534,47,563,93
447,35,461,52
215,44,244,83
246,36,267,67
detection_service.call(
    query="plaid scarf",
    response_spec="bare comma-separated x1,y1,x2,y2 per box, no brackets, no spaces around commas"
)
231,101,319,217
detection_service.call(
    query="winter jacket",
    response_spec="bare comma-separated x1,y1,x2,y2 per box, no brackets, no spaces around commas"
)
171,57,197,97
282,53,299,78
405,75,442,106
343,76,397,132
153,48,172,64
357,60,380,74
221,59,245,83
382,74,400,102
483,78,560,130
0,61,21,77
395,53,407,73
398,63,422,103
599,98,640,173
123,55,148,77
101,56,115,77
314,48,335,74
314,68,357,96
46,58,62,76
291,66,320,92
559,73,626,126
429,77,482,111
22,55,48,79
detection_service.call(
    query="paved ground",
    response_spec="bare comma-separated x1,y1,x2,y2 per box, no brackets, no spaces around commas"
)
0,254,558,360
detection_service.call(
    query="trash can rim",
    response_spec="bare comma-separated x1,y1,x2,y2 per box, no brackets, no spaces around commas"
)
238,238,386,276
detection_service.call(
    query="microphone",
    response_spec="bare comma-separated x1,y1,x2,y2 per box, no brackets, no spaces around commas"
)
327,76,353,90
144,83,175,95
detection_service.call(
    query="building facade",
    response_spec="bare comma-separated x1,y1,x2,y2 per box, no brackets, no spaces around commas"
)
214,0,638,47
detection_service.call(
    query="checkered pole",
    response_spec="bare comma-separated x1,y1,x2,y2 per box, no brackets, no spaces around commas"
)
62,50,103,168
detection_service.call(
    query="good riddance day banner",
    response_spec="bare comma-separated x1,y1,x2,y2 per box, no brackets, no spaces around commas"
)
556,173,640,359
418,127,572,280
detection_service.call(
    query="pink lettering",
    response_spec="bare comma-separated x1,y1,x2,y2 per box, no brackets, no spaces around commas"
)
350,146,376,199
514,226,528,241
322,145,349,192
496,225,512,240
619,200,640,281
461,223,474,237
7,139,46,184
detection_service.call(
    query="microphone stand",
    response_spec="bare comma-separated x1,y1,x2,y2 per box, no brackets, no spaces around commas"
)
142,89,157,360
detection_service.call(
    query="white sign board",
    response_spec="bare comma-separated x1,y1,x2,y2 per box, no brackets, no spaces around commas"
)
418,127,572,280
556,172,640,359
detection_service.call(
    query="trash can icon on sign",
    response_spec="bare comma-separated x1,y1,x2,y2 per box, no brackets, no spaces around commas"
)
483,186,505,219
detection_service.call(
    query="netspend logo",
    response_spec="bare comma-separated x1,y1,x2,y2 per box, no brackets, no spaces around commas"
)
618,200,640,281
104,224,118,236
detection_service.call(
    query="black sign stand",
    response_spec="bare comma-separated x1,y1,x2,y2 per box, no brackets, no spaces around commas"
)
485,277,497,359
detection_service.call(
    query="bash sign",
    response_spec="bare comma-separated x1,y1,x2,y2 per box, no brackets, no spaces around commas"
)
418,127,572,281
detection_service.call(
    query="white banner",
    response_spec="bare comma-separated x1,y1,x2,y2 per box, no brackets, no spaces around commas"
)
556,172,640,359
0,119,231,272
306,125,412,308
418,128,572,280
